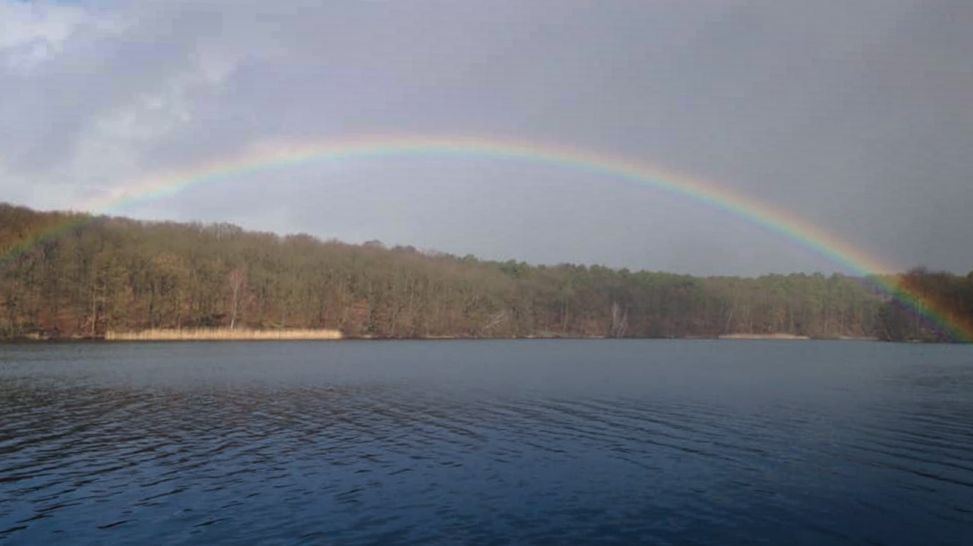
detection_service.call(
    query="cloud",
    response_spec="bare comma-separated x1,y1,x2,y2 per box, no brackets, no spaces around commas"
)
1,0,971,275
0,1,96,70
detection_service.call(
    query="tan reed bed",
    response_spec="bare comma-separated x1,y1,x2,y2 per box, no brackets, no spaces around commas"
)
717,333,810,340
105,328,343,341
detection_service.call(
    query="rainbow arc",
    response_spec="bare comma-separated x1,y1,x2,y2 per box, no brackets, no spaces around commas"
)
2,135,969,341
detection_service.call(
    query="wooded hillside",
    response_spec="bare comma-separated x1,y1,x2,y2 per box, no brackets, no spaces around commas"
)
1,203,970,341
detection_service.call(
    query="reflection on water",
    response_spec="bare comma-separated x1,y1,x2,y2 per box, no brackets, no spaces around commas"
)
1,340,972,544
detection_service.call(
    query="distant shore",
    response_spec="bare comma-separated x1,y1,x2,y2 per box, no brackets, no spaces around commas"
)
0,330,894,343
4,204,968,345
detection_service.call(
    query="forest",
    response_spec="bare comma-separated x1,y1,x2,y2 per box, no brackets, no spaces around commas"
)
1,203,971,342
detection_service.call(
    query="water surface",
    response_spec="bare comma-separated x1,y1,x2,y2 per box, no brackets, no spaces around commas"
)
1,340,971,544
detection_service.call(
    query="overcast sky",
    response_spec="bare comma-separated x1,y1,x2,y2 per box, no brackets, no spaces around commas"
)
2,0,971,276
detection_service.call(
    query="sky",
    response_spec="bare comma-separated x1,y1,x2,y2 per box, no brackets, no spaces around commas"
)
1,0,971,276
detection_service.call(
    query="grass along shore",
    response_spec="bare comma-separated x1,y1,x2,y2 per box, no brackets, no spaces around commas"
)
106,328,343,341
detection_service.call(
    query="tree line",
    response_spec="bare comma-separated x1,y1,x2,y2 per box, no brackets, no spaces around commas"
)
1,203,970,342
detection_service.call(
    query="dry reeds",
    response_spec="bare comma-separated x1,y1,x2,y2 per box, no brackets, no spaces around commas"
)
718,333,810,340
105,328,343,341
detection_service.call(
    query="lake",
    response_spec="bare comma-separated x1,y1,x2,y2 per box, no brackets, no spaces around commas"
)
1,340,971,544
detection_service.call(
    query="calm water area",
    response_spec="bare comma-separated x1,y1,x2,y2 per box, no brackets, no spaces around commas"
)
1,340,971,544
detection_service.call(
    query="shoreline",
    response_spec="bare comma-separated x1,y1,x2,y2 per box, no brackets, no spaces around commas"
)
0,332,926,343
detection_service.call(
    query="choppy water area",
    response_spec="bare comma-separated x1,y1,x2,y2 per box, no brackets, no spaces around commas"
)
1,340,971,545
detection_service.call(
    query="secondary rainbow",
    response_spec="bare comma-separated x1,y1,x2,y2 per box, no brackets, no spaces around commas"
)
3,134,969,341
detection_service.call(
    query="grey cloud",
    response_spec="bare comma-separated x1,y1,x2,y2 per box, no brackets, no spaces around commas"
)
1,0,971,275
1,4,220,170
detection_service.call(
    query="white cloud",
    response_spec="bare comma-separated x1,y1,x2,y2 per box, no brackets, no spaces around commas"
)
0,0,236,194
0,1,122,71
0,2,86,48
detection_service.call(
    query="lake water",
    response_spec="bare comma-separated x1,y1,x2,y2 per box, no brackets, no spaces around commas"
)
1,340,971,545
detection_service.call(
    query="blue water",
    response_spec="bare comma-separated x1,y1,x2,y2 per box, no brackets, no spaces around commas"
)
1,340,971,545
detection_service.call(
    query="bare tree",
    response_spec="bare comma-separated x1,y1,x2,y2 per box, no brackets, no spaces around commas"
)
227,268,247,329
610,301,628,338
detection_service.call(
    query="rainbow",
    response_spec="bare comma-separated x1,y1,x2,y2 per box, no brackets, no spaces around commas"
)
2,134,970,341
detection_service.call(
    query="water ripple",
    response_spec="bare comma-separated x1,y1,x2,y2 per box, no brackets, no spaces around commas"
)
1,340,971,544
